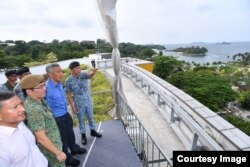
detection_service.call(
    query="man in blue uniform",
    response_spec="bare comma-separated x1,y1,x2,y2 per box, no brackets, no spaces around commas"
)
65,61,102,145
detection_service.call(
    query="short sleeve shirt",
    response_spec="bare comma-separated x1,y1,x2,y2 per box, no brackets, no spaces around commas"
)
0,122,48,167
65,72,91,105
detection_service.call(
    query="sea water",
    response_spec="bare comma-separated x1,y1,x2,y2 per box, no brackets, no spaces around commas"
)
164,41,250,64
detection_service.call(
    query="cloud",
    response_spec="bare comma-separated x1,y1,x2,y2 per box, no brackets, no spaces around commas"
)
0,0,249,44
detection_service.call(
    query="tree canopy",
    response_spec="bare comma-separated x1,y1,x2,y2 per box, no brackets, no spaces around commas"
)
0,39,159,68
152,56,184,79
173,46,208,55
168,70,237,111
233,52,250,66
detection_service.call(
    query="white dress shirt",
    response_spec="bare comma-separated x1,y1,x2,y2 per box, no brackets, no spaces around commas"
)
0,122,48,167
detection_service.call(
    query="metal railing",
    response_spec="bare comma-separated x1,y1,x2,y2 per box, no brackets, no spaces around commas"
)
94,57,250,166
121,63,224,151
96,57,141,69
91,89,171,166
118,92,173,167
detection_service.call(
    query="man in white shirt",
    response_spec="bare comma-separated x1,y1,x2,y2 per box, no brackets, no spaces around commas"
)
0,91,48,167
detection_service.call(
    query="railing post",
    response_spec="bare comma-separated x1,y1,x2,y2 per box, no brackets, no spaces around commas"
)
157,94,161,106
141,80,146,88
157,94,165,106
148,86,154,95
170,107,175,123
191,133,199,150
170,106,180,123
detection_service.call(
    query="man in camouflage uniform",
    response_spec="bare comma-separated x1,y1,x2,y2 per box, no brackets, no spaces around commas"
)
20,74,66,167
3,69,17,92
66,61,102,145
13,67,31,101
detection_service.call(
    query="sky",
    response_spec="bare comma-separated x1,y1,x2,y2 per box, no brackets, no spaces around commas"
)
0,0,250,44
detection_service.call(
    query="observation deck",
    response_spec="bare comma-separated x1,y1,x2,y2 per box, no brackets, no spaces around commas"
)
73,57,250,167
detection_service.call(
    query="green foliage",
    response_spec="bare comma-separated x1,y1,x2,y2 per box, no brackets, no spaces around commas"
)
239,91,250,109
4,40,30,56
80,64,88,70
91,71,113,121
1,39,163,68
46,52,58,62
168,71,237,111
24,52,58,67
153,56,184,79
233,52,250,66
96,39,112,53
173,46,208,55
138,48,156,59
159,51,163,56
2,39,97,65
144,44,166,50
30,47,40,59
0,55,32,68
0,50,6,58
14,55,32,67
223,115,250,136
118,42,151,58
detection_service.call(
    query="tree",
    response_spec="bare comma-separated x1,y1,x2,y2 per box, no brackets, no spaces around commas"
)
168,71,237,111
96,39,112,53
52,39,60,45
159,51,163,56
153,56,183,80
30,47,40,59
173,46,208,55
0,50,5,58
46,52,58,62
138,48,156,59
233,52,250,66
239,92,250,109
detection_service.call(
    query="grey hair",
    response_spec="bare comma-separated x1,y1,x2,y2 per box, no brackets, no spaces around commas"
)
0,91,15,111
46,63,60,73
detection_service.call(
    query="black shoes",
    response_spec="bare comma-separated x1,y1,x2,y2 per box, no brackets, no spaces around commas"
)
81,133,87,145
66,157,80,167
71,147,87,155
91,130,102,138
81,130,102,145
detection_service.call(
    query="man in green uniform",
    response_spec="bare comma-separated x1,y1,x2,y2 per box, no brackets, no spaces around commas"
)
20,74,66,167
3,69,17,91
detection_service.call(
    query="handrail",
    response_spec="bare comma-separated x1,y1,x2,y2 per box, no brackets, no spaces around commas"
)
118,92,173,167
120,62,250,150
98,58,250,151
121,63,224,150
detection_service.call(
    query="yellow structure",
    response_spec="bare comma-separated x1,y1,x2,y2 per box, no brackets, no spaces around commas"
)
136,62,154,73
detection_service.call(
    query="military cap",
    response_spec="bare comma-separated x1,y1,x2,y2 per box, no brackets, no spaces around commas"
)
5,69,17,76
20,74,45,89
69,61,80,69
16,67,30,75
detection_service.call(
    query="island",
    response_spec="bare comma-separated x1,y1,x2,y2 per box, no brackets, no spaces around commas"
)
173,46,208,55
216,42,231,45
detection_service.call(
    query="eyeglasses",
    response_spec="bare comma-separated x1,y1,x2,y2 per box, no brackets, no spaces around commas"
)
33,84,45,89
